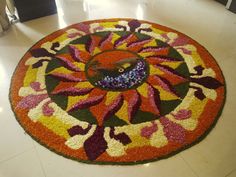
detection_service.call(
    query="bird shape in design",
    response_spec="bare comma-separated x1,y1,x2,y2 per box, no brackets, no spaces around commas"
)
86,51,149,90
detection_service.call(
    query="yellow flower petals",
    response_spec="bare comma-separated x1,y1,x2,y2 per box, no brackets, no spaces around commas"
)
161,61,183,69
67,95,89,111
92,47,102,55
65,126,96,149
70,44,87,52
23,66,38,87
105,91,121,105
39,116,71,139
111,33,122,44
149,65,164,76
152,85,180,100
150,121,168,148
48,66,73,75
143,39,157,48
75,81,93,89
115,101,129,123
104,128,127,157
73,62,85,71
137,83,149,98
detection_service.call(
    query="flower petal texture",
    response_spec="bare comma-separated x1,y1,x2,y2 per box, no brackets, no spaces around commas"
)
10,19,225,165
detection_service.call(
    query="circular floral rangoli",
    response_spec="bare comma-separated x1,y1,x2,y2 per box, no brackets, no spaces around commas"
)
10,19,225,165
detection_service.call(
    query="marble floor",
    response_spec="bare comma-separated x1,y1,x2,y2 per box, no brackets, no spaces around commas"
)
0,0,236,177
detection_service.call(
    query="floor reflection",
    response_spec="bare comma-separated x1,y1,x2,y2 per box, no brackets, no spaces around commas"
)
55,0,148,26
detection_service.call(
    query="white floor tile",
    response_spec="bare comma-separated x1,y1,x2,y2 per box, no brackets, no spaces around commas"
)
180,118,236,177
0,107,34,162
0,149,45,177
34,142,197,177
0,0,236,176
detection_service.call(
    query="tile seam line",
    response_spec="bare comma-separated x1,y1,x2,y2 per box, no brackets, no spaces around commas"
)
180,154,200,177
225,168,236,177
0,147,34,164
33,143,48,177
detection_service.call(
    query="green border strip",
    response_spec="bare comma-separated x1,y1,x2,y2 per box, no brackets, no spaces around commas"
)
9,18,227,165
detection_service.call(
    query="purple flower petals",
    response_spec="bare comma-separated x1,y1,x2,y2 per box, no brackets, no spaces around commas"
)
75,23,90,33
189,86,206,100
17,94,48,109
138,28,152,33
151,75,179,97
30,82,44,91
68,45,87,63
42,101,54,116
95,60,147,90
84,126,107,160
68,95,105,112
50,42,60,52
85,35,99,53
160,117,186,144
32,59,50,68
114,33,133,47
156,64,186,79
190,65,204,76
146,55,182,62
115,24,127,31
171,37,189,47
141,122,158,139
189,66,223,100
127,38,152,48
56,56,81,72
127,91,140,122
67,32,82,38
68,125,92,137
161,34,190,52
148,84,161,115
99,32,112,48
190,76,223,89
103,94,124,122
128,20,141,32
52,87,93,96
109,127,132,145
85,37,92,52
30,48,54,58
176,47,192,55
139,46,166,53
172,109,192,120
48,73,84,82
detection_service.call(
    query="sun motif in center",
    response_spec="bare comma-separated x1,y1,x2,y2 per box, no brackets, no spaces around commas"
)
46,31,189,126
85,50,149,91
